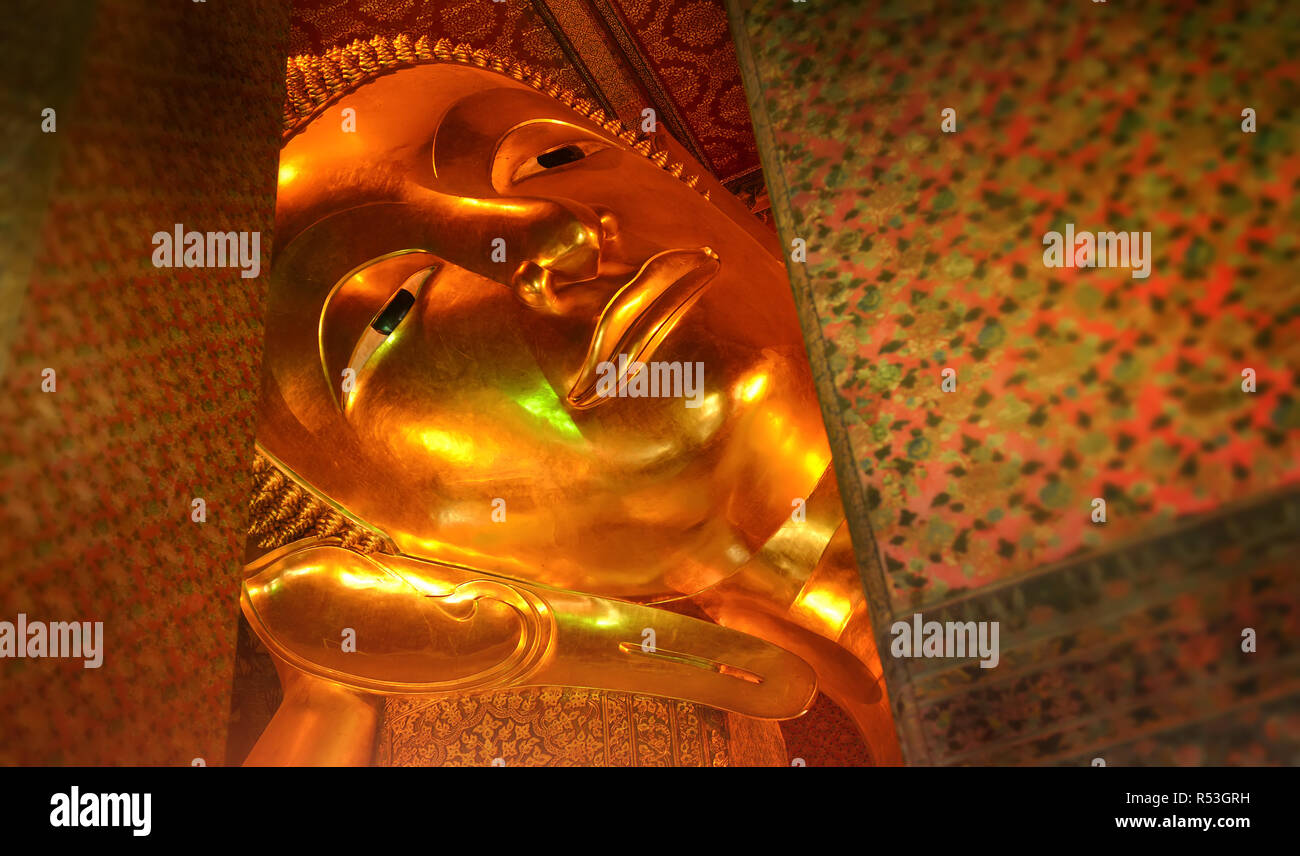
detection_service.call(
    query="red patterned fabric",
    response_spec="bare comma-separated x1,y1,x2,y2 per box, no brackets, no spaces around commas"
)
0,0,289,764
605,0,762,181
732,0,1300,764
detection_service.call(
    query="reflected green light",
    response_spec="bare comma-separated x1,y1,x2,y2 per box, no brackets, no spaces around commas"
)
514,381,584,440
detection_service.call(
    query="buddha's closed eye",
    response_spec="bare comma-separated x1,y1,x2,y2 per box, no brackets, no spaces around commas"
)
537,144,584,169
511,140,604,183
340,266,438,409
370,287,416,335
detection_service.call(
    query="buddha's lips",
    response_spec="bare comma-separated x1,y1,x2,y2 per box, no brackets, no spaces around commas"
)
567,247,720,409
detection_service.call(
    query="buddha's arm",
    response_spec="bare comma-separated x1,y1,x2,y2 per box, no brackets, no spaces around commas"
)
243,660,381,766
240,541,820,765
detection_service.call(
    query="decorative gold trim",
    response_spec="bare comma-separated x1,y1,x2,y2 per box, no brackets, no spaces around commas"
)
248,449,393,555
283,35,706,197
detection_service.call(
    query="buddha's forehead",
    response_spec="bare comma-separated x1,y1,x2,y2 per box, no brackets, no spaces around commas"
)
282,64,597,186
276,63,619,232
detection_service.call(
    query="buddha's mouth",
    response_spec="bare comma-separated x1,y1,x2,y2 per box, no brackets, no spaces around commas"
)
566,247,720,409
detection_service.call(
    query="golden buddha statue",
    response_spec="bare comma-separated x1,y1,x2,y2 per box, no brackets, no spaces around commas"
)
239,35,899,766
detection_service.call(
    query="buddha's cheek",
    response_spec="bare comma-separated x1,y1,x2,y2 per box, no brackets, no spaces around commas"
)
338,286,805,562
344,358,546,490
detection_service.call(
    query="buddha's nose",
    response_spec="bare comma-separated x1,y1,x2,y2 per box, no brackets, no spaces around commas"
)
354,185,617,314
510,204,620,315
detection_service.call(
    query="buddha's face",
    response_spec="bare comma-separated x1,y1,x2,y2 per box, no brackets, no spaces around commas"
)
262,63,833,601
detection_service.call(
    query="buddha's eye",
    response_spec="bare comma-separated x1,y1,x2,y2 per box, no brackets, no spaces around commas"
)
512,141,603,183
537,145,585,169
369,288,416,335
341,268,436,410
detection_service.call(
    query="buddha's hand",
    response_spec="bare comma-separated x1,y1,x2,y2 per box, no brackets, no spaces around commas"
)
242,543,817,720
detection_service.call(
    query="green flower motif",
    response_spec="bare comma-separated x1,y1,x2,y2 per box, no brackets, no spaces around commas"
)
978,321,1006,348
872,362,902,391
942,252,975,278
1039,480,1071,509
859,286,883,311
1114,355,1141,383
1183,236,1215,270
1272,399,1299,430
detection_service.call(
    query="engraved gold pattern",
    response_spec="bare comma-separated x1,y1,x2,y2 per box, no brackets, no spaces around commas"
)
376,688,731,767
